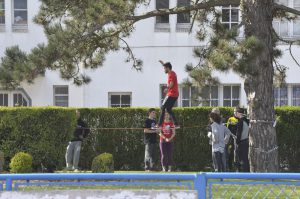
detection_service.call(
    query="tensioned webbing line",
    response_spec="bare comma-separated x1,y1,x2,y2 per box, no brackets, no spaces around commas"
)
81,124,209,131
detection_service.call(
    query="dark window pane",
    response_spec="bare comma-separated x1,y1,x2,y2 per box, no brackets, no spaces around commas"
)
223,86,231,99
14,11,27,24
0,0,4,9
111,95,120,106
182,87,190,99
231,9,239,22
222,9,230,22
223,100,231,107
232,86,240,99
182,100,190,107
55,102,68,107
232,100,240,107
292,86,300,106
4,94,8,105
55,86,68,95
0,94,3,106
177,0,190,23
14,0,27,9
211,100,219,107
55,96,68,101
121,95,130,106
156,0,169,23
211,86,218,98
0,15,4,24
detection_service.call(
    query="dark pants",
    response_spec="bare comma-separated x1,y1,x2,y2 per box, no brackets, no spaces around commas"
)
145,143,156,170
226,138,235,171
237,139,250,172
160,142,174,167
158,96,178,126
213,151,225,172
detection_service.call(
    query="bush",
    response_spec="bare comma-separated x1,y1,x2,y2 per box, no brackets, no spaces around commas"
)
0,151,4,172
1,107,300,172
91,153,114,173
0,107,76,172
10,152,33,173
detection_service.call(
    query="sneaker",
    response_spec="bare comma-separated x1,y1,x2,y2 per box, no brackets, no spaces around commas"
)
162,166,167,172
168,166,172,172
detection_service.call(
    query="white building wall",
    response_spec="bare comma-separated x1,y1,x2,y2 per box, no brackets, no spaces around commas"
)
0,0,300,108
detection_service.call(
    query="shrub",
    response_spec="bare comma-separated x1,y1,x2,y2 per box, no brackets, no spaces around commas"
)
91,153,114,173
0,151,4,172
9,152,33,173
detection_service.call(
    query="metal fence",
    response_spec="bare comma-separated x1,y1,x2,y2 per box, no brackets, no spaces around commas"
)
0,172,300,198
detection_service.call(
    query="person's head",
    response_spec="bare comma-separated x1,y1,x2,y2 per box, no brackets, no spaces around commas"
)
163,62,172,73
164,111,172,122
235,107,246,119
148,108,156,119
76,110,81,119
211,108,220,115
209,112,222,124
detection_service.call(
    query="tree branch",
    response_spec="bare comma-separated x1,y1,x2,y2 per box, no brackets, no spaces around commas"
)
274,3,300,16
128,0,240,22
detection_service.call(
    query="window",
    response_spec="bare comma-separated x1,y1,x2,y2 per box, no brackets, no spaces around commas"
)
201,86,219,106
181,86,199,107
223,85,240,107
0,0,5,25
109,92,131,107
273,20,289,37
13,93,28,106
177,0,190,23
274,86,288,106
156,0,169,23
221,5,239,30
294,0,300,10
292,85,300,106
0,93,8,106
54,86,69,107
160,85,178,107
12,0,27,31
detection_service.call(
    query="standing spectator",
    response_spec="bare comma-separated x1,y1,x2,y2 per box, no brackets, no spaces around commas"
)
236,107,250,172
65,110,89,172
159,111,176,172
157,60,179,128
143,108,158,172
208,111,231,172
226,107,239,171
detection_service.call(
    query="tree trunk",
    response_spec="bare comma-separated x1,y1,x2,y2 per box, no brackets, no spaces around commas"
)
242,0,279,172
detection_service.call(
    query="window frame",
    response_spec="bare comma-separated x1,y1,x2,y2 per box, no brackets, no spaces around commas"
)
292,85,300,106
223,85,241,107
201,85,219,107
53,85,69,107
221,5,240,30
108,92,132,108
12,0,28,32
274,86,288,106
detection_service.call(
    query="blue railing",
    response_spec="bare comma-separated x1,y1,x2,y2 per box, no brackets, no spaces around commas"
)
1,173,300,199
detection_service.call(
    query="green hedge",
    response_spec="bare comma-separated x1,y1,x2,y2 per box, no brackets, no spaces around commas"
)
0,107,75,172
0,106,300,172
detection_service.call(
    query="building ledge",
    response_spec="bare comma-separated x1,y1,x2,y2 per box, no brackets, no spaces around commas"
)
12,24,28,33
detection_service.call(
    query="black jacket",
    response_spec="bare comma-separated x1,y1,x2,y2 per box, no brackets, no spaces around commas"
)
71,118,89,142
236,117,250,144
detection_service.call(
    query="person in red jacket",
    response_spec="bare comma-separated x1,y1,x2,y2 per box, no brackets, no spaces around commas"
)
157,60,179,128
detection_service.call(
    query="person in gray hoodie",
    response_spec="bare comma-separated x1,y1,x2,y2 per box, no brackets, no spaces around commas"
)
208,111,231,172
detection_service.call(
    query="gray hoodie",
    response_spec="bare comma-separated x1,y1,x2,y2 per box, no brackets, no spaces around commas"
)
209,122,231,153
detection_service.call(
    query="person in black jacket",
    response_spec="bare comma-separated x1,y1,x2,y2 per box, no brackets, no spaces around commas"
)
65,110,89,171
235,107,250,172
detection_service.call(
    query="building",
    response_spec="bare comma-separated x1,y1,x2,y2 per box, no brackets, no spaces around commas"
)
0,0,300,108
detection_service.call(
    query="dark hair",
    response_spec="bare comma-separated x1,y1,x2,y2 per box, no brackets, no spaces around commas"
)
236,107,246,114
163,62,172,70
148,108,156,115
210,112,221,124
